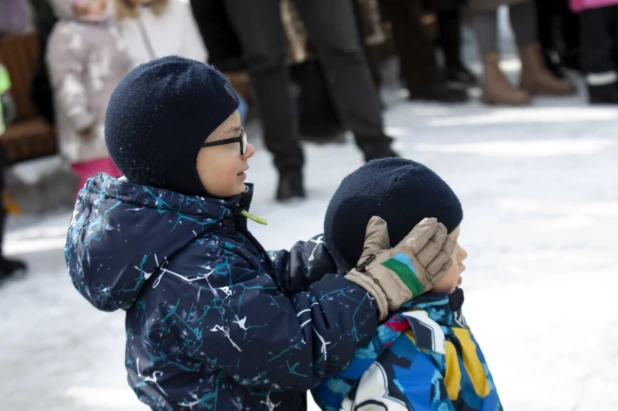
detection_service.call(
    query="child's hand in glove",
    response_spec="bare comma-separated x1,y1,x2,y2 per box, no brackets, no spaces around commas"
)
345,216,455,321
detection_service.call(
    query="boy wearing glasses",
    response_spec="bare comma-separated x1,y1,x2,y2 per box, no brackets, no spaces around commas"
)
65,57,456,410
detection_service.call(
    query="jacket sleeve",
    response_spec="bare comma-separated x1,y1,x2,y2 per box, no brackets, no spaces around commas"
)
45,24,94,132
160,243,379,392
268,234,339,297
188,0,245,72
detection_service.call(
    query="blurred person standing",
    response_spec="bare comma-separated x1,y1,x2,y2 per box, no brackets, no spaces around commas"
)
46,0,132,194
223,0,397,202
380,0,469,102
570,0,618,103
468,0,576,105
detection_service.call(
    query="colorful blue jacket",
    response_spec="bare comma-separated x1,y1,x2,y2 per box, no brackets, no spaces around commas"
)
65,174,378,410
313,289,502,410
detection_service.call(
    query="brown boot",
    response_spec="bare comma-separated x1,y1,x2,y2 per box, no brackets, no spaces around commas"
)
481,53,531,106
519,43,577,96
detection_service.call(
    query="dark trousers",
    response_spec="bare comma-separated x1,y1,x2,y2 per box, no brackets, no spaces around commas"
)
379,0,439,92
289,60,343,137
436,10,463,69
224,0,386,172
535,0,558,52
579,6,618,75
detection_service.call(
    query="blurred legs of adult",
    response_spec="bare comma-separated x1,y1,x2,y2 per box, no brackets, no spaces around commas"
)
470,1,575,105
558,2,581,71
290,61,346,144
379,0,468,103
0,147,26,283
534,0,565,77
435,9,478,87
579,6,618,104
224,0,396,202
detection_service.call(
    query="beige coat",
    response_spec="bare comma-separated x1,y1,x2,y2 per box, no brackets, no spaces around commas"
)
46,0,132,163
468,0,529,10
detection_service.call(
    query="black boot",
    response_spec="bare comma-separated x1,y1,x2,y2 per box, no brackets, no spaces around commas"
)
276,169,306,202
408,83,469,103
445,63,479,88
588,82,618,104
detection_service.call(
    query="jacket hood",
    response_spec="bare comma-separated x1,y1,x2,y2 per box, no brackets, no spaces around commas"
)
65,173,252,312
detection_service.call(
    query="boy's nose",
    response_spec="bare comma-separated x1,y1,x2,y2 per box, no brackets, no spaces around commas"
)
243,143,256,159
459,246,468,261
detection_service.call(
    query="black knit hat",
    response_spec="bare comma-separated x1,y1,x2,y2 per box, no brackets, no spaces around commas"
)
105,56,239,195
324,158,463,273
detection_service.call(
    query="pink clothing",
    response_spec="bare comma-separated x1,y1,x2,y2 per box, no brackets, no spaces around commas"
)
72,157,122,195
570,0,618,12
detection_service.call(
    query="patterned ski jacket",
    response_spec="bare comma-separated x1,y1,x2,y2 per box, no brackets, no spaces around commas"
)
65,175,378,410
313,288,502,410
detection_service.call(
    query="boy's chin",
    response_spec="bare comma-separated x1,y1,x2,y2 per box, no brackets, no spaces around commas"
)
229,183,247,197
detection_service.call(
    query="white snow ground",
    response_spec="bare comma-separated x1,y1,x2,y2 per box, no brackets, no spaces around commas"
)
2,23,618,411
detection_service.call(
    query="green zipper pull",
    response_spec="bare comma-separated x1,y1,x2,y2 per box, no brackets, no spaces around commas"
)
241,210,268,225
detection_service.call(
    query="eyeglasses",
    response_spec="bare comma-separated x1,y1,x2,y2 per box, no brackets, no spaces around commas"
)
201,128,247,155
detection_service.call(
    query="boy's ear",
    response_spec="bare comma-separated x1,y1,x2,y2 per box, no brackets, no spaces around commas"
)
360,216,391,260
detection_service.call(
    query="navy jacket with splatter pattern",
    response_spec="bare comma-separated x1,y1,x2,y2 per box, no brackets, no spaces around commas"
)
65,174,378,410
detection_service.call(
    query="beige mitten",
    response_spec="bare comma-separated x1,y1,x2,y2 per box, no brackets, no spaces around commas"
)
345,216,455,320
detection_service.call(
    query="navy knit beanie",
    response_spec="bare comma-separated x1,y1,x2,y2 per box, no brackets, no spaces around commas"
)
324,158,463,273
105,56,239,195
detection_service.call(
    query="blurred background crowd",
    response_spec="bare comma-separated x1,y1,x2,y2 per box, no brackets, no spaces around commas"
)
0,0,617,279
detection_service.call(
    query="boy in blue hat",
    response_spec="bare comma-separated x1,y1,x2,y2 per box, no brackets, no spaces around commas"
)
65,56,456,410
313,158,502,410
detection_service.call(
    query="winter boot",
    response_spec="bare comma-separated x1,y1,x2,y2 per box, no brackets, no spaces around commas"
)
408,83,469,103
276,169,305,202
480,53,531,106
519,43,576,96
445,62,479,88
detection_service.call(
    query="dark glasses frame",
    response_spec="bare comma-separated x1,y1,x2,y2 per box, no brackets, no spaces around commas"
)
201,128,247,155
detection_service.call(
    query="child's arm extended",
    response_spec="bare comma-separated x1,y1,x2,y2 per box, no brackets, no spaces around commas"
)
268,234,338,296
45,25,95,133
